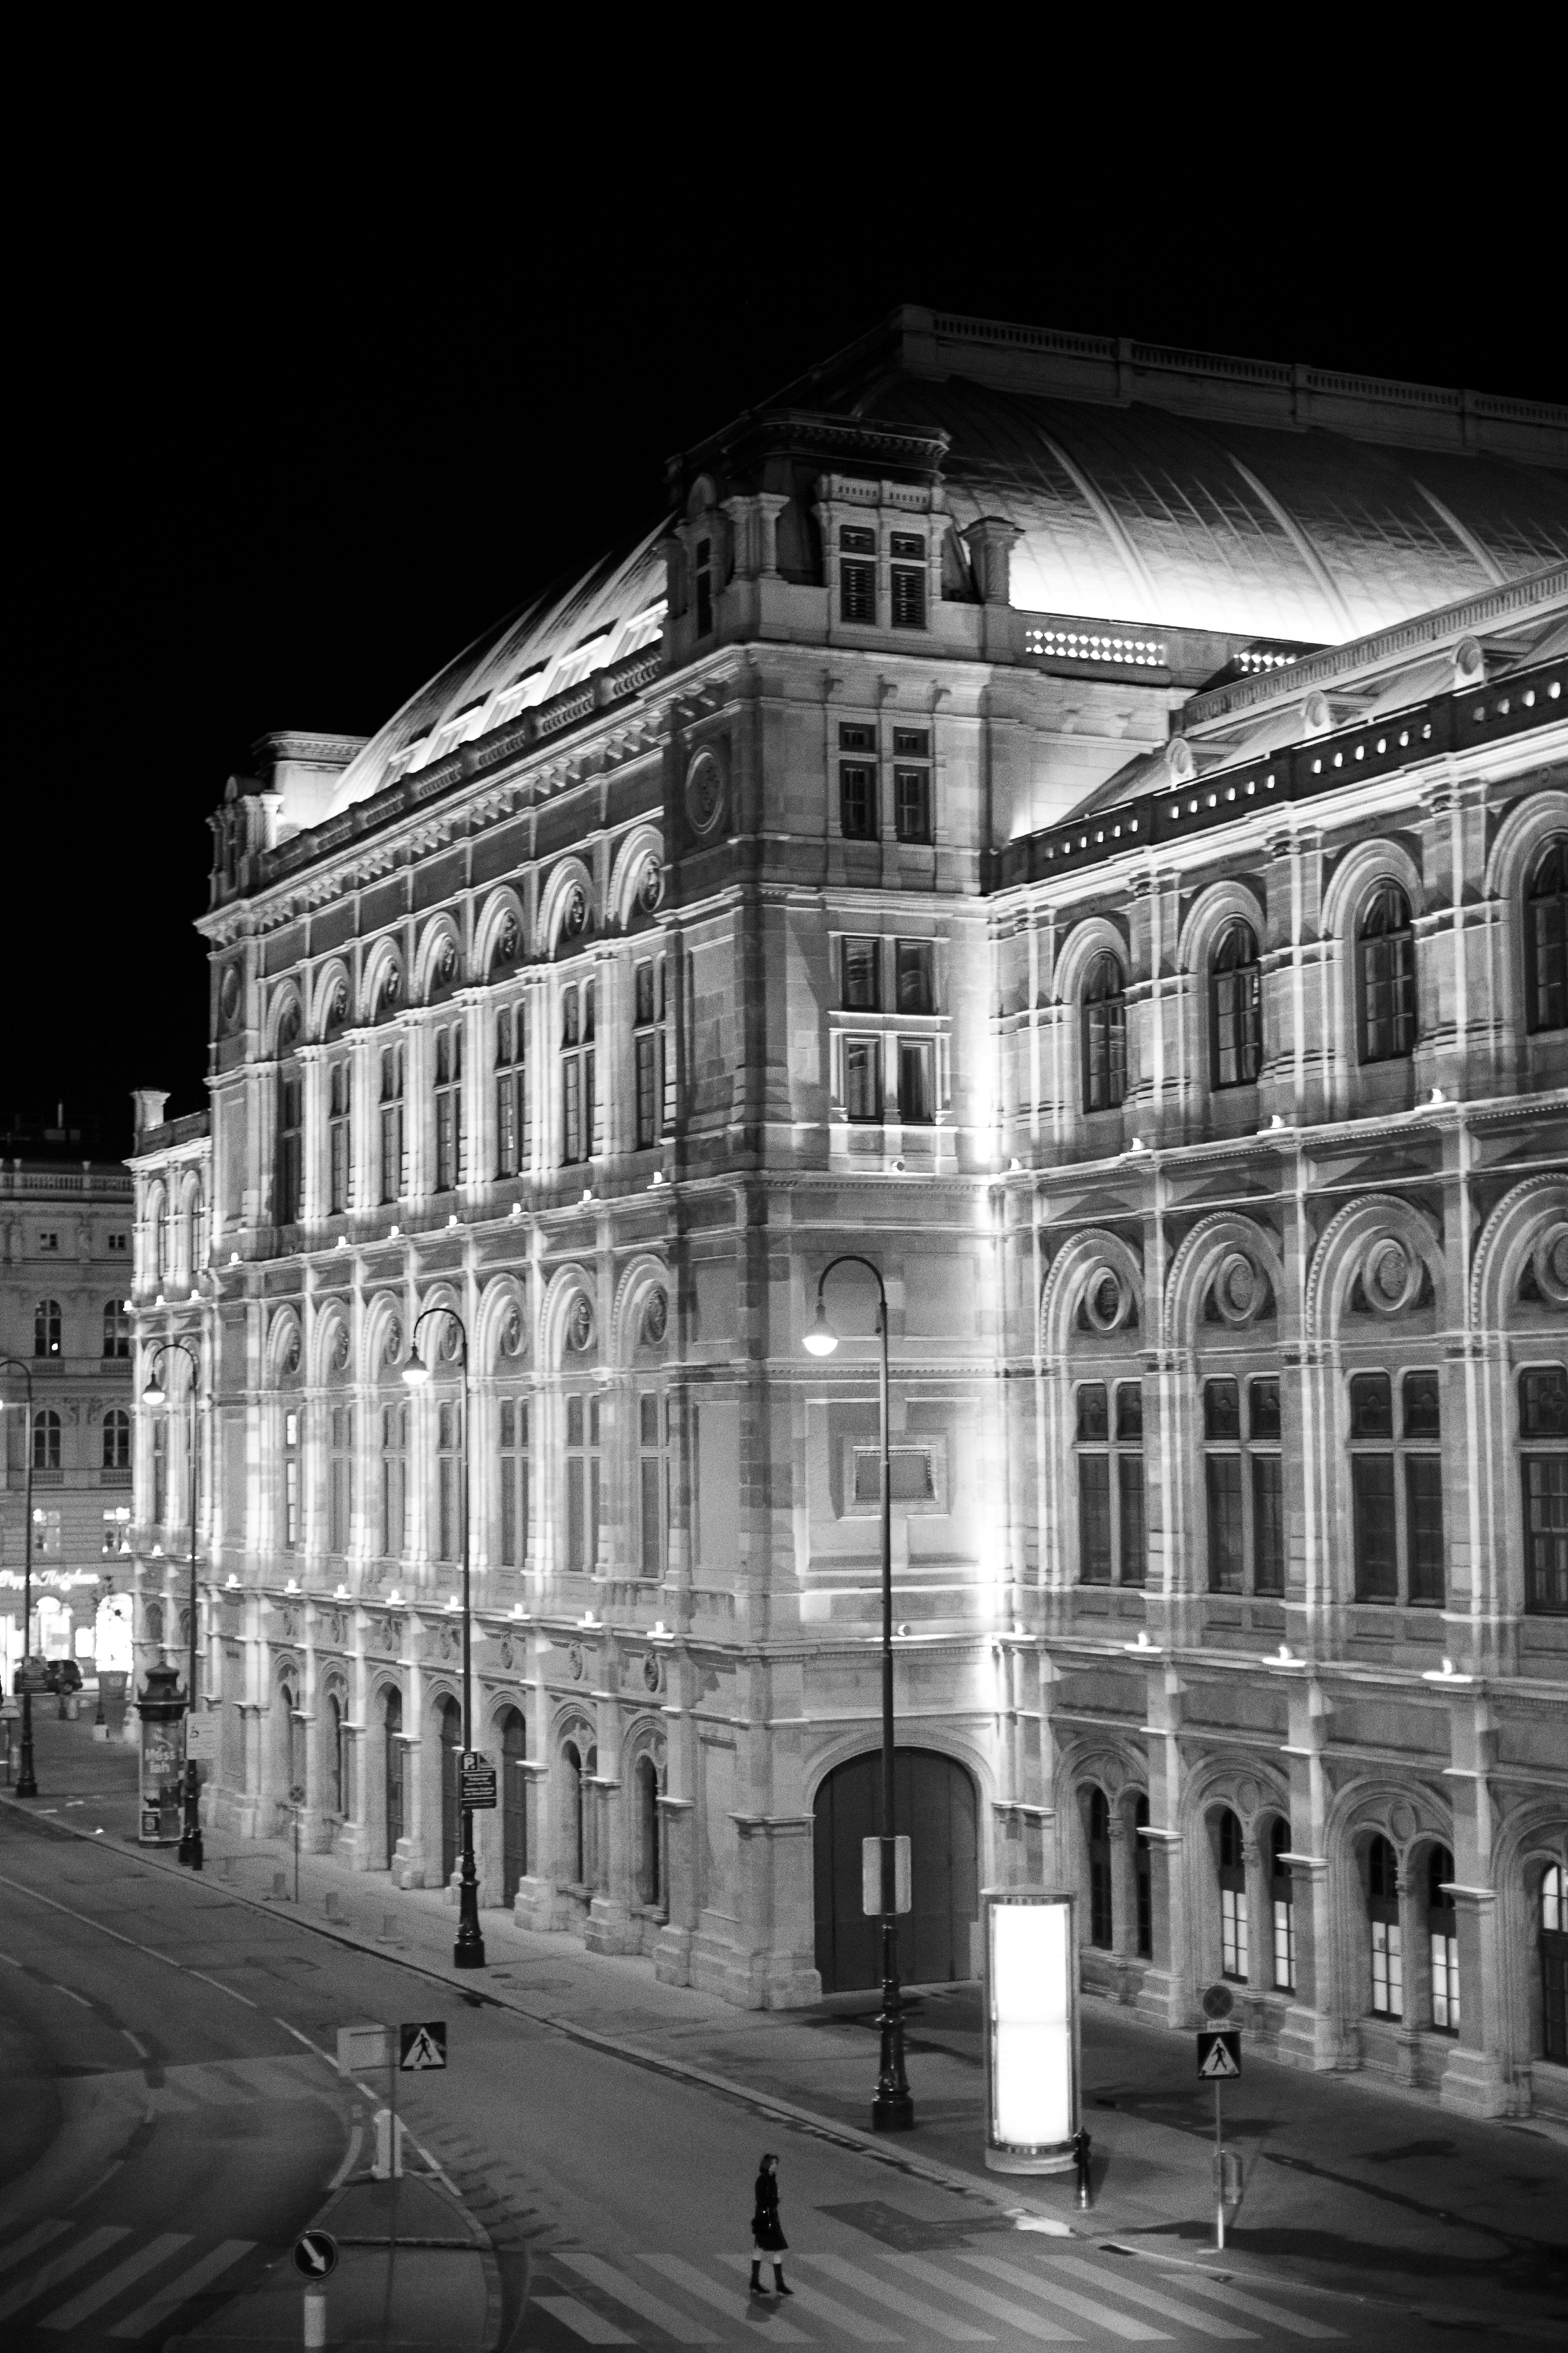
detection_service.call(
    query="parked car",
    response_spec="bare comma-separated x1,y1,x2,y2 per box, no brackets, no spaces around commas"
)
43,1659,84,1695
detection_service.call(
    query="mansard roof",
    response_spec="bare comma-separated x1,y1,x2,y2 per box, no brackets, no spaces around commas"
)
323,309,1567,823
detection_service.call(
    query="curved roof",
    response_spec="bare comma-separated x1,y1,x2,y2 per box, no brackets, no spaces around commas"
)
863,374,1568,643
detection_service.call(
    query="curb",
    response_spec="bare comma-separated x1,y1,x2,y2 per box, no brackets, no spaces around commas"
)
0,1790,1079,2234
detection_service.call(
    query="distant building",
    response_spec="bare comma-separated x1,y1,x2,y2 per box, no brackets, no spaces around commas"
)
1,1139,136,1679
131,310,1568,2122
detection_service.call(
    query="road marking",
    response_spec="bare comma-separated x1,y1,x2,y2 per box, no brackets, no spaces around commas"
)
799,2254,992,2340
1156,2273,1344,2339
51,1984,94,2009
107,2238,254,2338
720,2256,900,2340
1042,2259,1256,2339
0,2228,133,2324
120,2030,149,2058
274,2017,336,2067
40,2233,192,2331
558,2253,718,2344
0,2223,71,2279
642,2254,814,2341
0,1874,182,1971
898,2253,1082,2343
188,1969,259,2008
0,1951,22,1965
329,2126,364,2190
534,2292,635,2343
954,2254,1170,2343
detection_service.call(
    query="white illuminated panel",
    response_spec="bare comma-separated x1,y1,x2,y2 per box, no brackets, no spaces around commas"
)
984,1890,1077,2171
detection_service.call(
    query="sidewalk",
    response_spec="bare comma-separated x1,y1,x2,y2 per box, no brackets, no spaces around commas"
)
10,1706,1568,2340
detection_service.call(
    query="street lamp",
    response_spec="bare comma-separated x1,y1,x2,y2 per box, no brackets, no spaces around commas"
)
142,1337,203,1869
803,1255,913,2132
404,1306,485,1970
0,1356,40,1799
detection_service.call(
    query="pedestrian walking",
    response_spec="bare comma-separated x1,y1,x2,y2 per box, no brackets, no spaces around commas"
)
749,2153,792,2298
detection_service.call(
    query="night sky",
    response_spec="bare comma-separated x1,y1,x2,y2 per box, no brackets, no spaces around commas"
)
15,72,1561,1159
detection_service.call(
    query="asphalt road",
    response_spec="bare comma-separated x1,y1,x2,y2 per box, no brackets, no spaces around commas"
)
1,1806,1561,2351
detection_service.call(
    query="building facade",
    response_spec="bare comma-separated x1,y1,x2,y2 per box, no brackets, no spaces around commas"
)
2,1149,136,1681
130,310,1568,2122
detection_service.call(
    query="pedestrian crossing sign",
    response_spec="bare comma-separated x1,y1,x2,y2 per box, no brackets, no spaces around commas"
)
399,2019,448,2072
1197,2028,1242,2079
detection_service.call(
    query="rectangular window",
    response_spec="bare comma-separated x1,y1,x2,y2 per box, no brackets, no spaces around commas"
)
436,1400,462,1563
635,1035,659,1149
1523,1455,1568,1611
563,1394,600,1574
379,1046,404,1203
380,1403,407,1558
328,1406,353,1554
889,536,926,628
1221,1887,1248,1981
895,941,933,1014
633,958,664,1151
434,1025,463,1192
1252,1455,1285,1594
1406,1456,1444,1602
694,536,713,637
499,1398,528,1570
843,938,880,1010
844,1038,881,1122
561,983,596,1166
1118,1456,1146,1586
495,1005,526,1178
1273,1896,1296,1992
1352,1454,1398,1598
840,762,877,839
897,1040,934,1124
1204,1378,1241,1442
328,1063,351,1214
1077,1383,1109,1443
1431,1931,1460,2033
1371,1917,1403,2017
839,526,875,624
894,767,931,843
282,1409,299,1549
1206,1456,1245,1594
1350,1371,1393,1439
1078,1455,1111,1584
278,1074,302,1224
638,1393,665,1578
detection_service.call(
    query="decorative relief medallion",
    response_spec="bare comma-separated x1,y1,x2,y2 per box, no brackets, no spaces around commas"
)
561,884,589,941
641,1288,668,1347
384,1611,405,1651
383,1316,402,1366
499,1635,515,1672
378,961,402,1012
277,998,302,1050
436,1624,457,1661
501,1303,526,1359
1532,1223,1568,1308
1079,1263,1134,1334
1236,1776,1260,1817
1209,1251,1269,1327
219,964,242,1031
567,1293,595,1353
637,854,663,914
279,1607,298,1641
1363,1237,1420,1316
568,1642,586,1681
641,1651,663,1694
494,910,521,967
437,1315,463,1363
331,1322,351,1373
684,750,725,837
1389,1798,1417,1846
327,978,349,1033
282,1327,302,1377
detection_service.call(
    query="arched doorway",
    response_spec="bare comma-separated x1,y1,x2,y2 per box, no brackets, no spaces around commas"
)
384,1687,404,1868
813,1749,979,1993
438,1698,462,1884
500,1708,527,1907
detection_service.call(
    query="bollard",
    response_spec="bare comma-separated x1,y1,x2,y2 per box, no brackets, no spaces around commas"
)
302,2287,326,2347
325,1891,344,1922
1072,2127,1093,2211
378,1911,398,1942
371,2107,407,2180
272,1871,288,1899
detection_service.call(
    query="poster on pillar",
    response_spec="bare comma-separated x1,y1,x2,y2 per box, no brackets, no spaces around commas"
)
461,1753,498,1809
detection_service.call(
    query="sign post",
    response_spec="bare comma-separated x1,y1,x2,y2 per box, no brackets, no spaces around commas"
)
460,1753,497,1810
1197,1985,1243,2248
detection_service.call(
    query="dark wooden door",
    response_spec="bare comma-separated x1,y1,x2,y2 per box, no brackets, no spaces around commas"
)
813,1748,979,1993
501,1709,527,1907
384,1687,404,1866
440,1699,462,1884
1544,1930,1568,2065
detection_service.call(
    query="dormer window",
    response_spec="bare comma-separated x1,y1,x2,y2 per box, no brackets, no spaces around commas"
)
839,526,875,624
695,538,713,637
889,533,926,628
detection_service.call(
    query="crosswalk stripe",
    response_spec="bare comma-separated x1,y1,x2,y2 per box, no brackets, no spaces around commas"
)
953,2253,1170,2344
642,2254,814,2341
1155,2273,1344,2340
0,2222,71,2280
40,2234,191,2332
719,2257,901,2342
0,2229,132,2324
1041,2259,1257,2340
798,2253,993,2341
106,2238,254,2338
558,2253,719,2345
897,2252,1082,2343
535,2292,637,2344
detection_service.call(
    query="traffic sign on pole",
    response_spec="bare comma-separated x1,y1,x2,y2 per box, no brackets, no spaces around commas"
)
1197,2028,1242,2079
399,2019,448,2071
460,1753,498,1809
293,2229,337,2279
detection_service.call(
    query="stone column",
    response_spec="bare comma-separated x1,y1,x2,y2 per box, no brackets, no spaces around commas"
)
653,1796,696,1984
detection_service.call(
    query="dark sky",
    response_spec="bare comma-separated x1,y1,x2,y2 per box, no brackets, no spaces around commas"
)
14,63,1562,1157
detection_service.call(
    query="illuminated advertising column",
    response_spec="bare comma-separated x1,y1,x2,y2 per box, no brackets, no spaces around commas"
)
983,1887,1079,2173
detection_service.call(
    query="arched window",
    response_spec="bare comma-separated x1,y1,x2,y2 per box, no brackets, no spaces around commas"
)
1211,921,1263,1088
1218,1809,1248,1981
1368,1834,1402,2017
1082,954,1127,1112
498,1396,531,1570
281,1403,300,1550
562,1739,596,1887
32,1409,61,1470
1525,836,1567,1034
635,1753,663,1911
185,1186,205,1274
34,1299,61,1359
327,1691,345,1815
1358,883,1417,1063
328,1066,350,1214
1428,1845,1458,2034
1520,1364,1568,1614
1269,1819,1295,1991
154,1194,170,1281
384,1686,404,1866
435,1400,463,1563
1087,1788,1112,1949
1541,1865,1567,2064
1133,1794,1152,1959
103,1408,131,1470
103,1299,130,1359
276,1068,303,1223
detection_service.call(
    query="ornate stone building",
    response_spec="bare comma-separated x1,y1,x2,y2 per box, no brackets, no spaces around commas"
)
131,310,1568,2119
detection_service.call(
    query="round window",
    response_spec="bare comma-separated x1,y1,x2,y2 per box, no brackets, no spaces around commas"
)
685,751,725,836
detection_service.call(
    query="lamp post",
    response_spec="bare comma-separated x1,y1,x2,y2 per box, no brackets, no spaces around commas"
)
142,1338,203,1869
803,1255,913,2132
404,1305,485,1969
0,1356,39,1799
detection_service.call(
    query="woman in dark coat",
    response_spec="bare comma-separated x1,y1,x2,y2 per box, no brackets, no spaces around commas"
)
750,2153,792,2296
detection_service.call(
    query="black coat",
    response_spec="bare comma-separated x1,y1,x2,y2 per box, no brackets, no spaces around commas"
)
752,2170,787,2252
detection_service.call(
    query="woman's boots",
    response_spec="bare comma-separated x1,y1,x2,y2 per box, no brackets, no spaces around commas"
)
750,2264,766,2296
774,2267,793,2296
